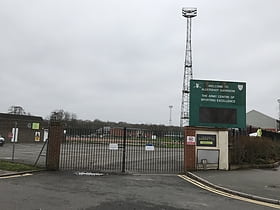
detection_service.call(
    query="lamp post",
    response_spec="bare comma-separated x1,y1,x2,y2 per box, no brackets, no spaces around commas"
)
169,105,173,126
277,99,280,131
278,99,280,120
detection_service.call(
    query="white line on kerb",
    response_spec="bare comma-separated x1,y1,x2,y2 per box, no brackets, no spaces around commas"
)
178,175,280,209
0,173,33,179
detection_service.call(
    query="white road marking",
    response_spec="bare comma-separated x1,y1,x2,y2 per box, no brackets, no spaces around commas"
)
0,173,33,179
178,175,280,209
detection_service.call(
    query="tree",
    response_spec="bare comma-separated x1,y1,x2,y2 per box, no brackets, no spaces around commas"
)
49,109,77,121
8,106,29,115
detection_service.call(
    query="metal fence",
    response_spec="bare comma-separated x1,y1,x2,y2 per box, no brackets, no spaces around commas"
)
228,129,247,165
59,127,184,173
228,128,280,165
0,143,47,167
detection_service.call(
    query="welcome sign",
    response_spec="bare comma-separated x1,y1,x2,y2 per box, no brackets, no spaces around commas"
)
190,79,246,128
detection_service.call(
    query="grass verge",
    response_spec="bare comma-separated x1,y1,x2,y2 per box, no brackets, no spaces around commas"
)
0,160,41,172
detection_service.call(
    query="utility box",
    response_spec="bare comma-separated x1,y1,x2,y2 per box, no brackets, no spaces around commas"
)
184,127,228,171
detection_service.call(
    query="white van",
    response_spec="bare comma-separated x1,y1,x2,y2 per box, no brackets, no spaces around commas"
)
0,136,5,146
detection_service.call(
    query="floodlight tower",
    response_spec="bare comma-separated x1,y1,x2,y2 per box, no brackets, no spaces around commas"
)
180,7,197,127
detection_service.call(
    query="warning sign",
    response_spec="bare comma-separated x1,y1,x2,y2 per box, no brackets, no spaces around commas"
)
186,136,196,145
35,132,40,142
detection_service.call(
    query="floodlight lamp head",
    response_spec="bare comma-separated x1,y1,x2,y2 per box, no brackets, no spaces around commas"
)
182,7,197,18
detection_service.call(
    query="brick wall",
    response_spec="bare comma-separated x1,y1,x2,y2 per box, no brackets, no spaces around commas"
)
184,127,196,171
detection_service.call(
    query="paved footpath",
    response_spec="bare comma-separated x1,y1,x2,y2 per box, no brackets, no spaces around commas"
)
192,166,280,201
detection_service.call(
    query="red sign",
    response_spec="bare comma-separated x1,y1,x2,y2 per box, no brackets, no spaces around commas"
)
8,132,13,139
186,136,196,145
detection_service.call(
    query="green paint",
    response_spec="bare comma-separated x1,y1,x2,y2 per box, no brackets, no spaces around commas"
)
190,79,246,128
199,141,213,145
32,123,40,130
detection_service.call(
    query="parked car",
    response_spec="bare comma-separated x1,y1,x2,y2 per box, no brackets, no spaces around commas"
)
0,136,5,146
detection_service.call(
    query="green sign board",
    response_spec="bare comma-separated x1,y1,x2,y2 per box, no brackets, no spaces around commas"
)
190,79,246,128
32,123,40,130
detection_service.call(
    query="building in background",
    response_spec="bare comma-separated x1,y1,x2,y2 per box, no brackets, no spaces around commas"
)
0,113,47,143
246,110,279,132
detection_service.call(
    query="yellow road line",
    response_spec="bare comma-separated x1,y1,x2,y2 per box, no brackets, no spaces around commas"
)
178,175,280,209
0,173,33,179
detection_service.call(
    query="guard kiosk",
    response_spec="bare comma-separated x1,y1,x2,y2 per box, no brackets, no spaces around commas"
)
184,127,228,171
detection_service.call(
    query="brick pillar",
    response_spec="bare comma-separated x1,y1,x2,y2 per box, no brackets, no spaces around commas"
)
46,121,63,170
184,127,196,171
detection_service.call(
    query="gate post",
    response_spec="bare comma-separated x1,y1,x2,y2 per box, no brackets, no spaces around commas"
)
46,121,63,170
184,127,196,171
121,127,127,173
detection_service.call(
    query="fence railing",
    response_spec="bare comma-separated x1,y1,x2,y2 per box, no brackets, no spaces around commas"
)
59,127,184,173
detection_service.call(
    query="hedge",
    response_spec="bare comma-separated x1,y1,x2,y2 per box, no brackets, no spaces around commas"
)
229,136,280,165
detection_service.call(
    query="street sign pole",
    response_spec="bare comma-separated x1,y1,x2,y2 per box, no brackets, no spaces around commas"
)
12,121,17,162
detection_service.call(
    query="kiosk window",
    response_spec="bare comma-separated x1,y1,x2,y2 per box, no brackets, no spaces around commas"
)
197,134,216,147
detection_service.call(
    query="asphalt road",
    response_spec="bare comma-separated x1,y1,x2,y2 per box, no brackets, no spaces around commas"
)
0,172,275,210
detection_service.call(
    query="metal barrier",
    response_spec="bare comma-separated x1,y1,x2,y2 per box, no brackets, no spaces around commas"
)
59,127,184,173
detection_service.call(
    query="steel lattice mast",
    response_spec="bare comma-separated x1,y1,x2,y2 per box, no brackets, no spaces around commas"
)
180,7,197,127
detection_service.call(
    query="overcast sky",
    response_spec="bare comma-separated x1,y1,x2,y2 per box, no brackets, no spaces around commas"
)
1,0,279,125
